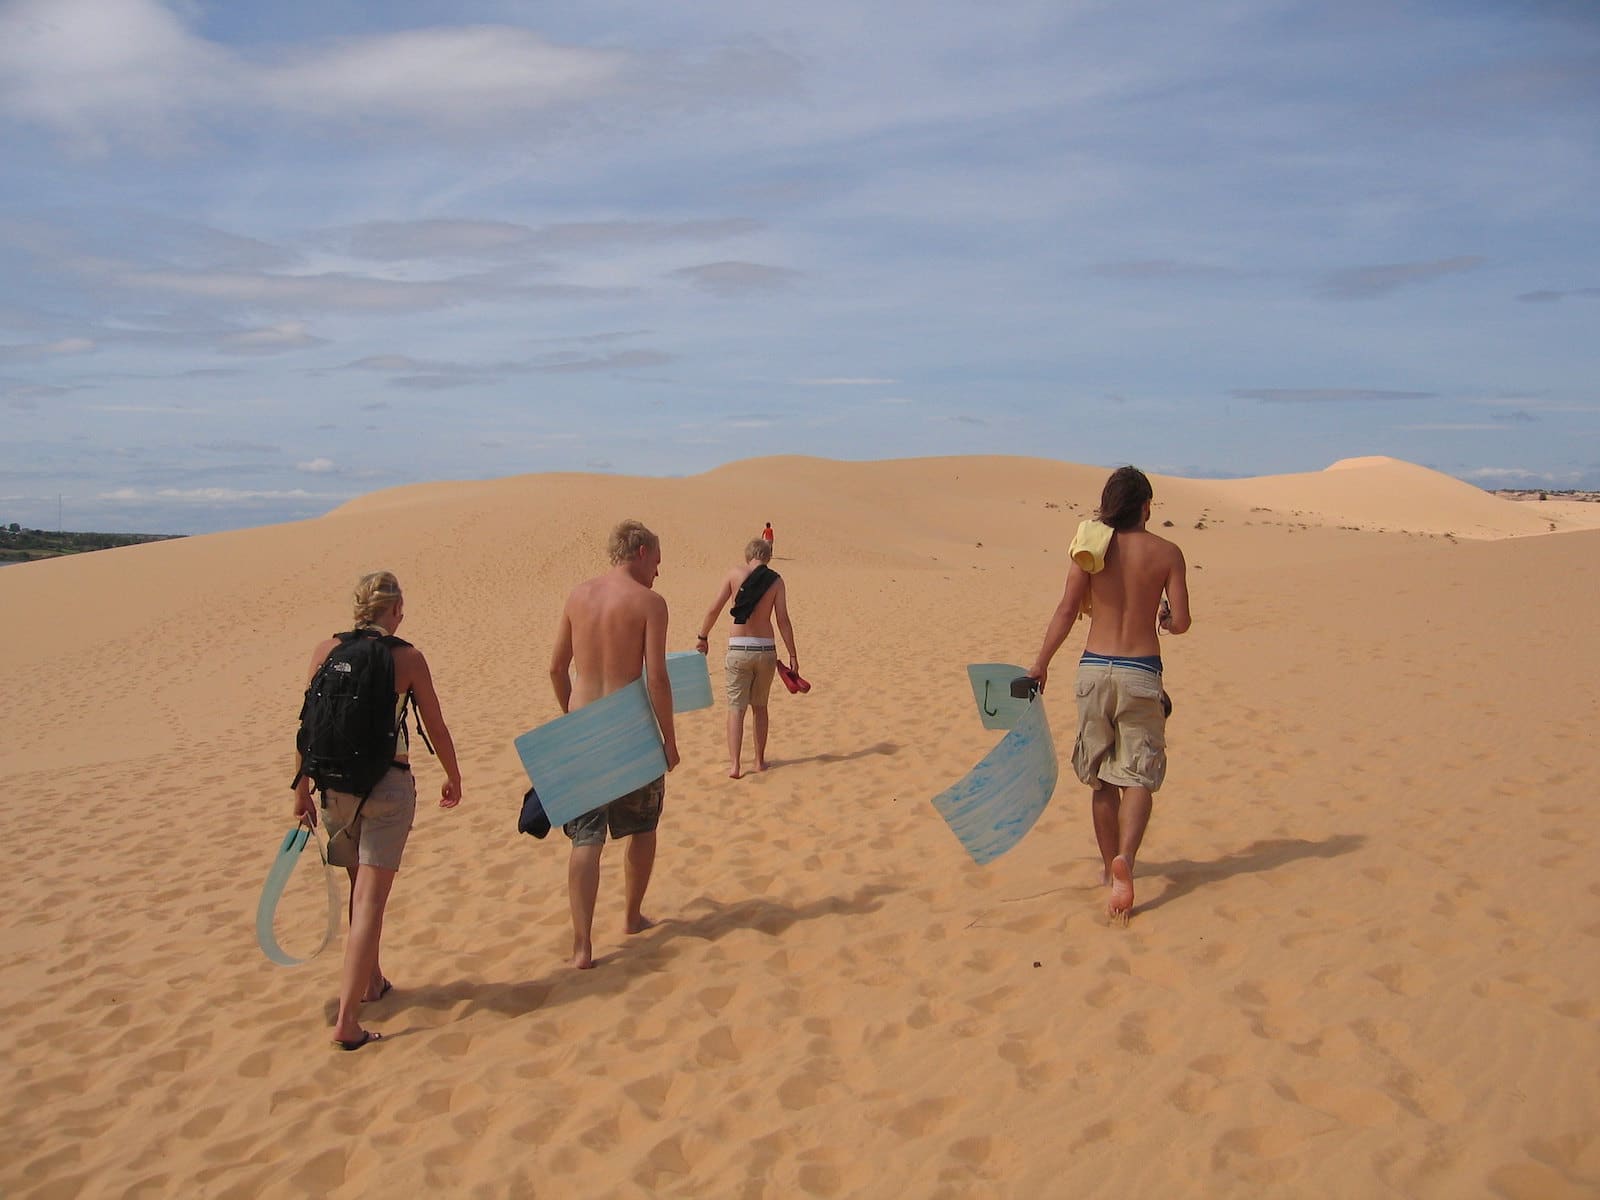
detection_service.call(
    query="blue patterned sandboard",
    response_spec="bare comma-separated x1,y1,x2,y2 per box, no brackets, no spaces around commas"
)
255,824,341,966
514,651,713,829
665,649,714,711
931,663,1059,865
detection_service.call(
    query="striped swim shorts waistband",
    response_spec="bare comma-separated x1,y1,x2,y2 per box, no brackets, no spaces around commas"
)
1079,651,1163,675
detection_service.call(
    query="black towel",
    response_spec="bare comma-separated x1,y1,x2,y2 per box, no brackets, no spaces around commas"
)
730,565,780,623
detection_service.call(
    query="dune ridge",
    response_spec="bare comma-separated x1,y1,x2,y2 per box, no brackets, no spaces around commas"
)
2,455,1597,1198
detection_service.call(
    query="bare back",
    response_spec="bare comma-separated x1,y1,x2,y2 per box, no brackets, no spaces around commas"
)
1083,529,1189,657
726,562,783,638
560,573,663,710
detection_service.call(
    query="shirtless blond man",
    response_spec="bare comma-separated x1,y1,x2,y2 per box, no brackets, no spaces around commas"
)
549,520,680,969
695,537,798,778
1027,466,1191,924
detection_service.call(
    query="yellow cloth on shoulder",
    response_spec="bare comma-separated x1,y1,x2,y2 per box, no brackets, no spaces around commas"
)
1067,519,1114,620
1070,519,1113,573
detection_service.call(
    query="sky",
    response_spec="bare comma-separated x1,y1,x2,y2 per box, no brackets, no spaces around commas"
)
1,0,1597,534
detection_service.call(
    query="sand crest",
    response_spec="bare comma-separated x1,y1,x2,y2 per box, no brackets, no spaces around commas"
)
2,455,1597,1198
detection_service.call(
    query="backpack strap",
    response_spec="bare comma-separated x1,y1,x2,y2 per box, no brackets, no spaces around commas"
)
378,634,432,758
397,688,436,757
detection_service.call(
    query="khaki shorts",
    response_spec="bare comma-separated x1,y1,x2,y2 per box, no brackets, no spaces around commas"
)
322,766,417,871
725,647,777,708
564,776,665,847
1072,664,1167,791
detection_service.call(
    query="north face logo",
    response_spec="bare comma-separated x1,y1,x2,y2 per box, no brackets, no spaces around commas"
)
332,662,352,673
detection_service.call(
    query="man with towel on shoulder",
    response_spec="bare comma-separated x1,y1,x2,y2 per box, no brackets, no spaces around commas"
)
696,536,799,778
1026,466,1191,924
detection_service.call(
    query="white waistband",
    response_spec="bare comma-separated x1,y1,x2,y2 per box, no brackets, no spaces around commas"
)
728,637,776,649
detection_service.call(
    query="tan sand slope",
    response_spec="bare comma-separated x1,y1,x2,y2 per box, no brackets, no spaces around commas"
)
1205,455,1600,538
2,455,1597,1198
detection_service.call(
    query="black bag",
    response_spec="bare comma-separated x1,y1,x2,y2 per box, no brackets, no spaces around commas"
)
518,785,551,839
292,629,421,800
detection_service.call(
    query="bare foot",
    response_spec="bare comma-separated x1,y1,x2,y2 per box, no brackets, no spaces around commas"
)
752,760,767,772
1107,856,1134,926
625,914,656,935
727,766,742,779
570,943,594,970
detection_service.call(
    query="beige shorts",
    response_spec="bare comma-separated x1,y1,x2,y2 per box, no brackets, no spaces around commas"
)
1072,664,1167,791
725,647,777,708
322,766,417,871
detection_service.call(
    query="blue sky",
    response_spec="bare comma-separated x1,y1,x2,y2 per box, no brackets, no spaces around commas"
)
1,0,1596,534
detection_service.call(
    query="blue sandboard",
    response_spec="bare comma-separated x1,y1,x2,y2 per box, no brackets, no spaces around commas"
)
931,663,1059,865
966,662,1038,731
514,651,713,829
665,650,715,711
256,824,341,967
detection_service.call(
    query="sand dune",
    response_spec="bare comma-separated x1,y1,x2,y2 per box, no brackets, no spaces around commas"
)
1204,455,1600,539
3,456,1597,1198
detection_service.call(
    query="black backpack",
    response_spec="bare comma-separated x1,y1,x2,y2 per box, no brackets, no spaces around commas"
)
291,629,431,801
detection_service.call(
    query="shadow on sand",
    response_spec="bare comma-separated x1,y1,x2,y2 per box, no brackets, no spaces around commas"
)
1134,833,1366,915
765,740,898,771
358,883,899,1025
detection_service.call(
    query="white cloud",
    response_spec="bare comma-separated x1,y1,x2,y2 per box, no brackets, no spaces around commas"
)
536,350,673,373
337,218,761,262
1395,423,1504,432
259,27,627,123
99,485,334,503
1234,389,1437,404
0,336,97,362
1318,256,1485,300
111,265,479,311
0,0,227,152
296,458,336,474
1461,466,1580,483
0,2,631,149
2,382,73,410
670,261,800,296
84,402,200,414
218,322,327,356
798,377,898,386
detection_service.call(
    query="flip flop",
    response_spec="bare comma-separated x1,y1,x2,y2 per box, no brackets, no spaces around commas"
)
371,978,393,1002
775,661,811,694
334,1030,383,1052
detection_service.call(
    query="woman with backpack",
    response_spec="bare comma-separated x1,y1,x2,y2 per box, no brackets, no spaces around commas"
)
292,570,463,1051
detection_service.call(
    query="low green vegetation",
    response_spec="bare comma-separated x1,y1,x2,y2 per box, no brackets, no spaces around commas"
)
0,524,183,564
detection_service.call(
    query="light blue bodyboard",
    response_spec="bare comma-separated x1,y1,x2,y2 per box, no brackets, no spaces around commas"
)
514,651,713,829
931,662,1059,865
256,825,341,967
966,662,1038,731
665,650,715,711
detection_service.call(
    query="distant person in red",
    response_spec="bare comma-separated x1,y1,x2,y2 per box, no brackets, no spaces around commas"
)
762,522,774,547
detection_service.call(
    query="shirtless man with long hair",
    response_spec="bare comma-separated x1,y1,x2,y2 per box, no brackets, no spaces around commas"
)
1027,467,1191,924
